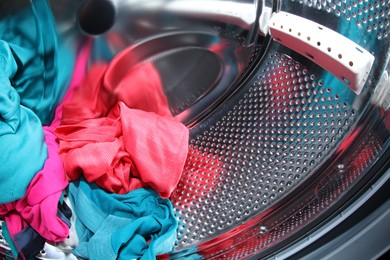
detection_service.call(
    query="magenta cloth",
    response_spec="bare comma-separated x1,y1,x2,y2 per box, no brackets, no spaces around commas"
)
0,129,69,242
56,102,189,198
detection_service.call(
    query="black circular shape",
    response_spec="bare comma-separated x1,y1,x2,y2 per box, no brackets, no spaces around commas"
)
77,0,116,35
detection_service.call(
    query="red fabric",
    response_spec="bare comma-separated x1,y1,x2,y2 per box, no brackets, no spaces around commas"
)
60,63,113,125
103,45,172,118
105,62,172,118
56,61,188,198
61,62,172,125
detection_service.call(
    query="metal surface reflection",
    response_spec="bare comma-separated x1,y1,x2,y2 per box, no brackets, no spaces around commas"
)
103,32,224,116
50,0,264,124
1,0,389,259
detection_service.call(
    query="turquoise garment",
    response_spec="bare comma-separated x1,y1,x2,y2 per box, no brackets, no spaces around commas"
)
0,0,74,125
1,222,18,258
0,40,48,204
68,179,178,260
0,0,75,202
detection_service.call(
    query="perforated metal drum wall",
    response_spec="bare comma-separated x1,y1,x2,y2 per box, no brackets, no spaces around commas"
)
0,0,389,259
197,125,388,259
169,0,390,257
292,0,389,40
171,48,357,248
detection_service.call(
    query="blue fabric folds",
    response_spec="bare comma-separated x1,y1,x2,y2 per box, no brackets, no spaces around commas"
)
68,178,178,260
5,224,46,259
0,0,74,126
0,41,48,204
0,0,75,203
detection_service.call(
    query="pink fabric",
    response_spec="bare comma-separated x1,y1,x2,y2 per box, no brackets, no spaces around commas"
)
56,59,188,198
0,39,92,242
104,62,172,118
60,63,112,125
56,102,188,198
0,129,69,242
61,61,172,125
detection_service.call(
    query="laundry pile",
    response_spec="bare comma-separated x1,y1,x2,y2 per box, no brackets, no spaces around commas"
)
0,1,189,259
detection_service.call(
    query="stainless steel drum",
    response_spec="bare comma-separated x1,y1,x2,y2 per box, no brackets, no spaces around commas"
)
1,0,389,259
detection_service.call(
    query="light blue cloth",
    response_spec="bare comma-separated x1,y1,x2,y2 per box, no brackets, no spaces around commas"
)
1,222,19,257
0,0,75,203
0,41,48,204
68,179,178,260
0,0,74,126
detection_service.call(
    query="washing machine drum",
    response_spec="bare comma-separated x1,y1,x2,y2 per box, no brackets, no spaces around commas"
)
2,0,390,259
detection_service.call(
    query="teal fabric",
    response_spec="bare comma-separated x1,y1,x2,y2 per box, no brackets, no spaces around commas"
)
0,0,74,126
1,222,19,258
0,40,48,203
68,179,178,260
0,0,75,203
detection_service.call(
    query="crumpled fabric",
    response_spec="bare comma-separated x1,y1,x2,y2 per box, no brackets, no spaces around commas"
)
56,61,189,198
2,221,46,260
0,0,75,125
1,200,72,260
60,61,172,124
68,178,178,260
0,129,70,244
60,63,112,125
0,40,47,204
56,101,188,198
0,38,92,259
0,0,75,203
56,193,80,252
104,60,172,118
